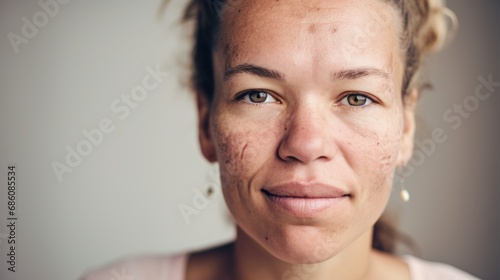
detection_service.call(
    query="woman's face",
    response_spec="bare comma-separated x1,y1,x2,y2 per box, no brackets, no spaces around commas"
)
197,0,416,263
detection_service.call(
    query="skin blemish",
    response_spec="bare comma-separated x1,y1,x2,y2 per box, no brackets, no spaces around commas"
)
308,24,317,33
241,143,248,161
222,42,243,72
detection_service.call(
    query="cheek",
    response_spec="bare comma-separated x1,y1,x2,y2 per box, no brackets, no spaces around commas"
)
210,113,280,190
369,128,402,178
347,118,403,201
210,114,283,224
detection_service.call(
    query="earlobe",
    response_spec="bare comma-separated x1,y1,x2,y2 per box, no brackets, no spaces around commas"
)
196,92,218,163
397,89,419,166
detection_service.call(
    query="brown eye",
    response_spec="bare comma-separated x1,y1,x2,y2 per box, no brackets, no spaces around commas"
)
239,90,278,104
249,91,268,103
341,94,373,107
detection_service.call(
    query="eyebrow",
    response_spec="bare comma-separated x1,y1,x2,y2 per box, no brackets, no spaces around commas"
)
333,68,389,80
224,63,285,81
223,64,389,82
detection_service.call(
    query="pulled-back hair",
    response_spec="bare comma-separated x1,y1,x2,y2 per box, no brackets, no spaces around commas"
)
180,0,455,102
176,0,455,253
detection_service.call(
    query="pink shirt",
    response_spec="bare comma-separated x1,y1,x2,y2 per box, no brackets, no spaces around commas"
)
81,254,480,280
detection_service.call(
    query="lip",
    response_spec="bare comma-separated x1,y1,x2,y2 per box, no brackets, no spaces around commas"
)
262,182,350,217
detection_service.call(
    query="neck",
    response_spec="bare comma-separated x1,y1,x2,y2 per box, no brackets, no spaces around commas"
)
231,227,375,280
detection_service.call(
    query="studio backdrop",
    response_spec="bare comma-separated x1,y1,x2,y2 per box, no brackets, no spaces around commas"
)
0,0,498,279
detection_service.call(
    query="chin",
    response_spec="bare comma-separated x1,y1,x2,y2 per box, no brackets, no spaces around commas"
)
260,224,347,264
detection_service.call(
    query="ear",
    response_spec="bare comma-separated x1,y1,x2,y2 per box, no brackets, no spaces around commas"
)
196,92,218,163
397,89,419,166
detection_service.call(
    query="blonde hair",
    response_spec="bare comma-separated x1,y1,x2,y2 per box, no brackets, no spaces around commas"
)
387,0,457,96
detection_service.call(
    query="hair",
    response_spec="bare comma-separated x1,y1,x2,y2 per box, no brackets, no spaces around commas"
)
175,0,456,253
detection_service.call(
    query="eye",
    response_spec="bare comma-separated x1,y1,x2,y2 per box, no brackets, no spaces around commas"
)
237,90,278,104
340,93,373,107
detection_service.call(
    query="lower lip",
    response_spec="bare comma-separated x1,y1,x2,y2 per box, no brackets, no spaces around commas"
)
264,192,348,218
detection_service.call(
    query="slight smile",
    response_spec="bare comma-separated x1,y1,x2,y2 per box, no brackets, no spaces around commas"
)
262,182,351,218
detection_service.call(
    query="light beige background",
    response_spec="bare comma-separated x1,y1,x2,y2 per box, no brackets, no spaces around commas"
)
0,0,498,279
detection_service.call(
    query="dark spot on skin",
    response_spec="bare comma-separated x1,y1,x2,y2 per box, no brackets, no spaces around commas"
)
223,44,231,70
377,142,380,146
265,236,269,241
223,42,242,71
308,24,317,33
330,26,337,34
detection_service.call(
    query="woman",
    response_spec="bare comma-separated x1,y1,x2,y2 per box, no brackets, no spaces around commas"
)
83,0,480,279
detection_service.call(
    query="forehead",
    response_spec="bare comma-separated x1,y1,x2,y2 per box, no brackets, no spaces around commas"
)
218,0,398,41
216,0,402,79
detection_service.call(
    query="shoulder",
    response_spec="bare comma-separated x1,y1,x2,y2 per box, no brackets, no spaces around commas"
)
80,254,187,280
403,255,481,280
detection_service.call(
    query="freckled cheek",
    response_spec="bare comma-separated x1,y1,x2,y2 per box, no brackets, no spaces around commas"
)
349,127,401,193
211,121,280,186
211,121,281,222
376,136,401,176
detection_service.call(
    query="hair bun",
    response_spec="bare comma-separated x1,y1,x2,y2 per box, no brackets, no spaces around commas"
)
417,0,457,54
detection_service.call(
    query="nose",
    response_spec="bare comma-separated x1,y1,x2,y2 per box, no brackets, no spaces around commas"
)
278,100,336,164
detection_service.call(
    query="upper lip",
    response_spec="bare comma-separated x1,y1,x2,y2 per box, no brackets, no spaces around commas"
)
262,181,349,198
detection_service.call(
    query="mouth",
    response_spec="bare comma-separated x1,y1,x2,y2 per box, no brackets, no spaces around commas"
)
261,182,351,218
